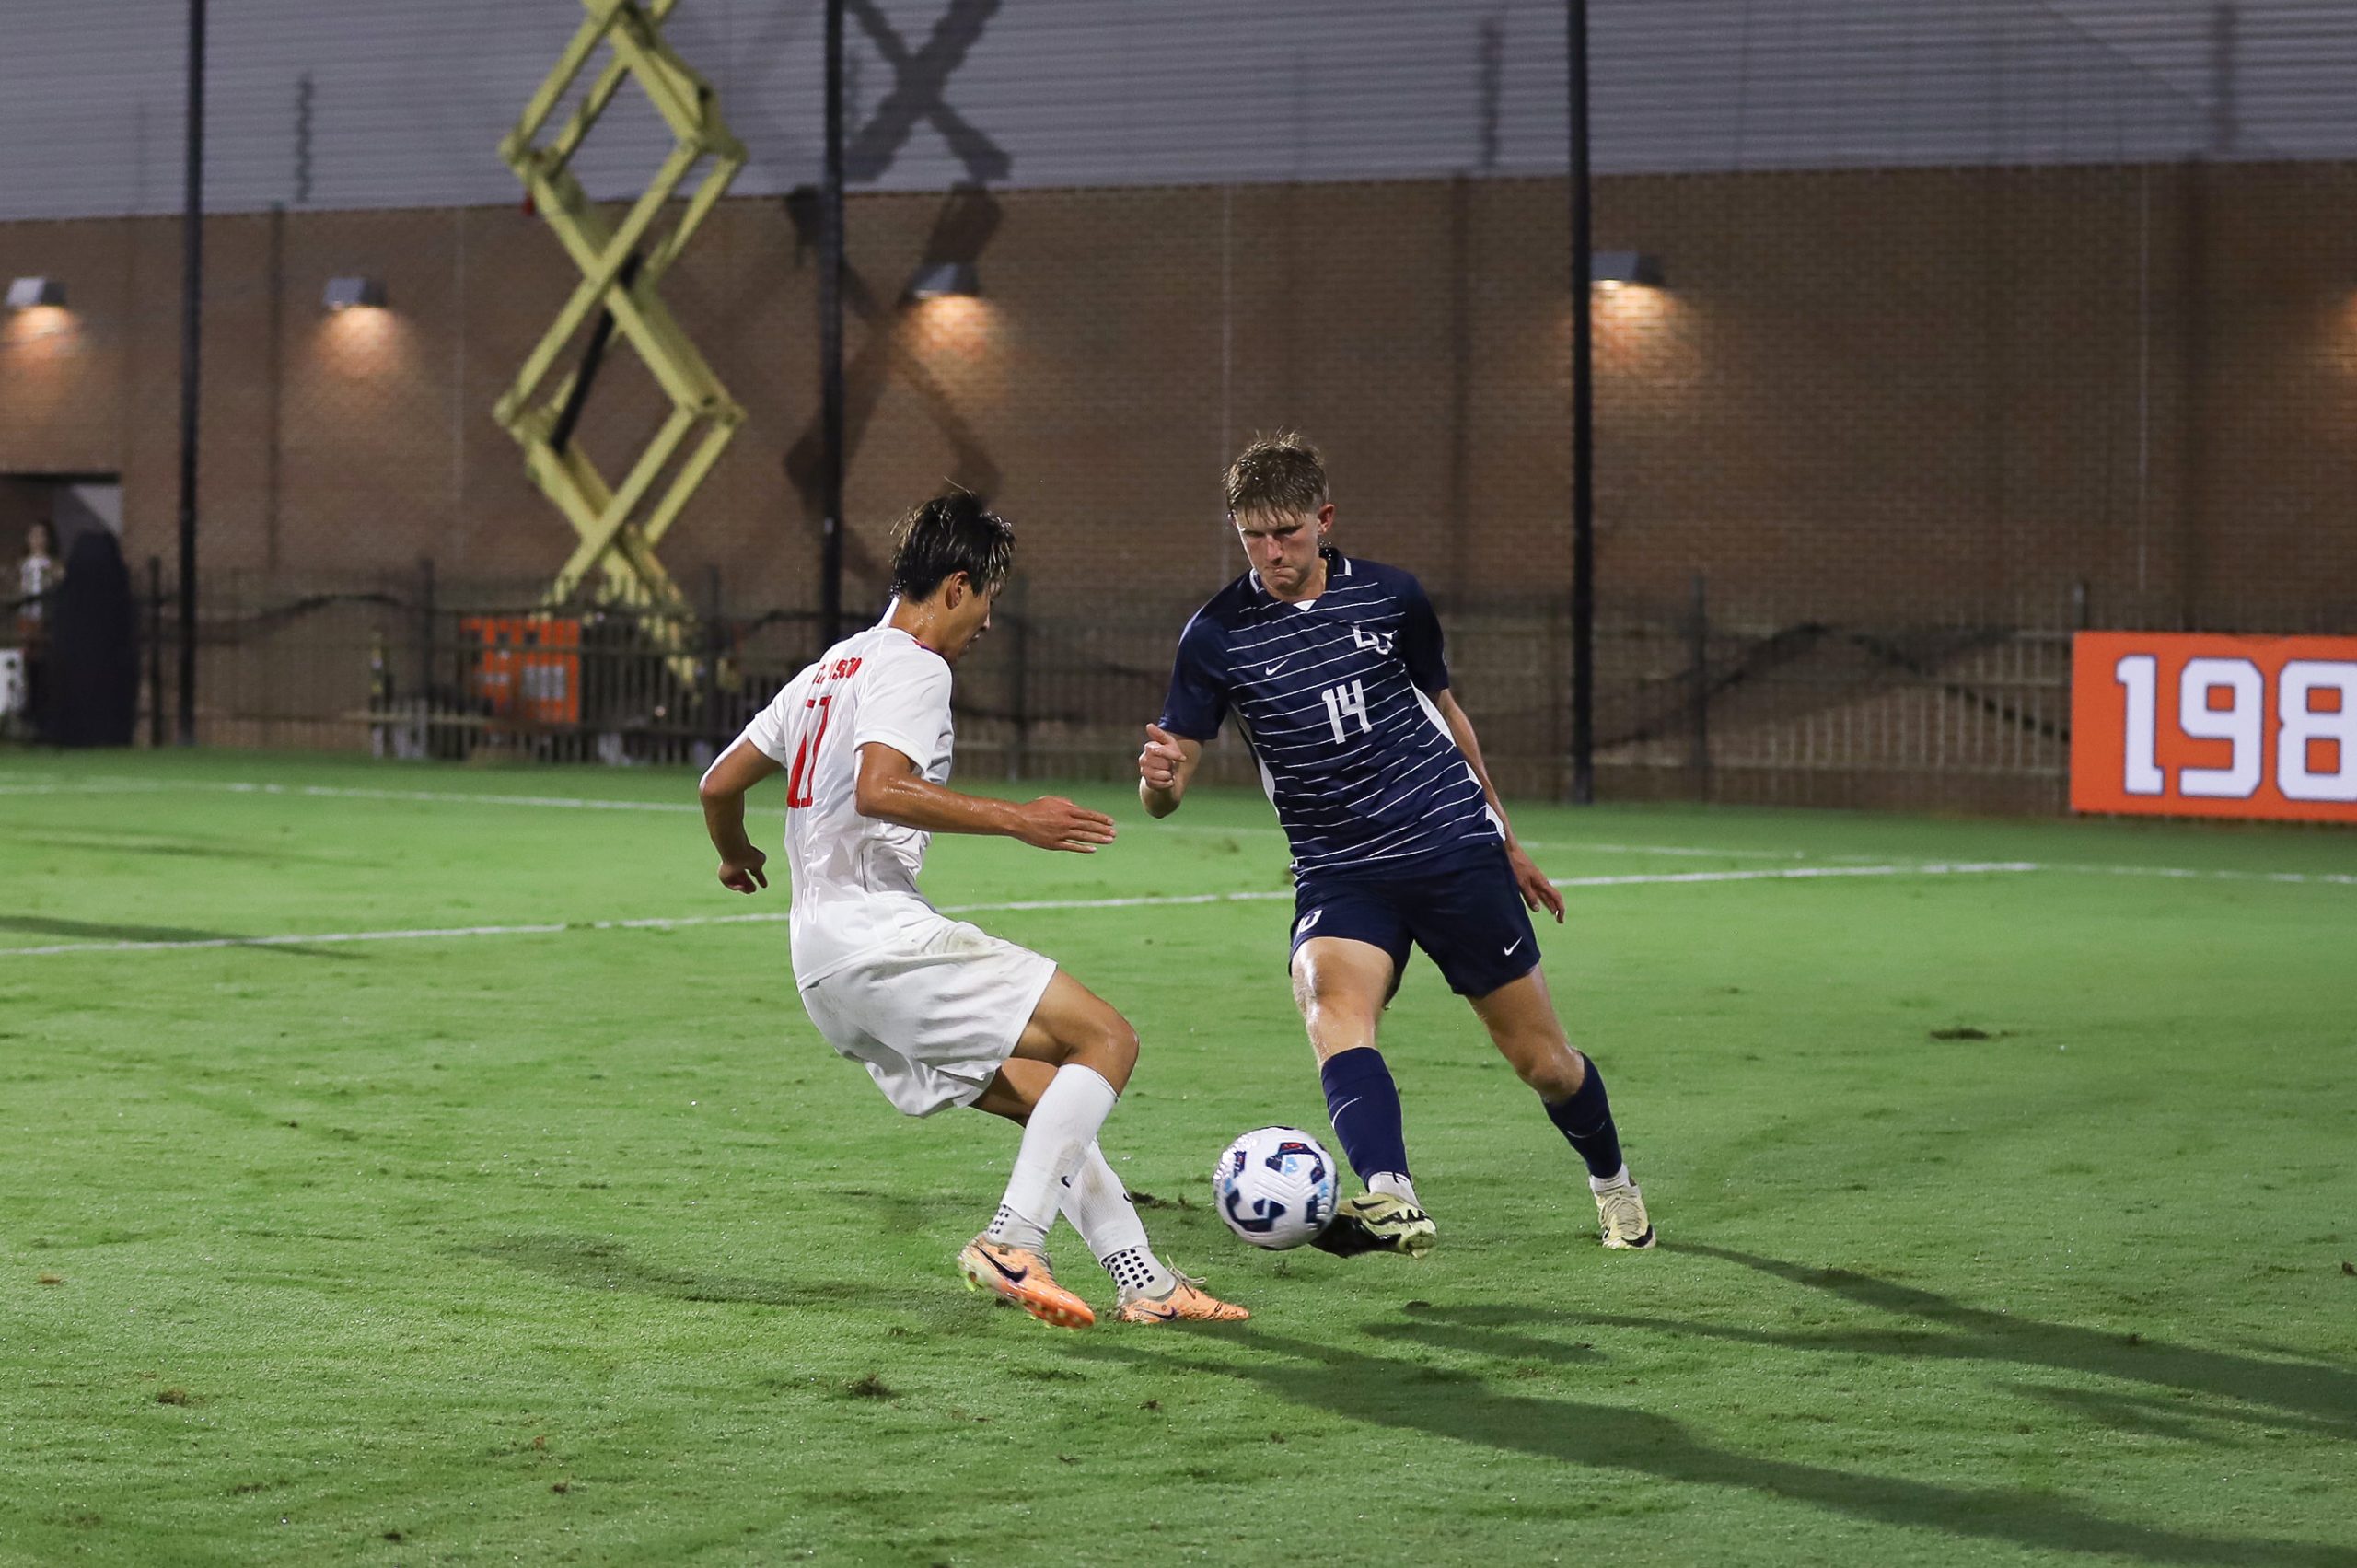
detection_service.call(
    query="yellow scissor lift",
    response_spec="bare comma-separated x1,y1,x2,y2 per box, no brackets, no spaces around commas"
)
493,0,746,703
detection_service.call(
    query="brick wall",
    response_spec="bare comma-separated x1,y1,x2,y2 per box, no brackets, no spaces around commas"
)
5,163,2352,797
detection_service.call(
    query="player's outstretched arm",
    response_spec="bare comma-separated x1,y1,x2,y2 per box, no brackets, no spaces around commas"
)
698,738,783,893
1434,690,1566,923
854,742,1117,854
1137,723,1202,819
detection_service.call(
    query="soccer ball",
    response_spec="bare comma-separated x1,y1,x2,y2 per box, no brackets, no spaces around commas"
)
1213,1126,1339,1250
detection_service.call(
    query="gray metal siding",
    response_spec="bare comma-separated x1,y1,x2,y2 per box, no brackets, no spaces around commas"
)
0,1,2348,221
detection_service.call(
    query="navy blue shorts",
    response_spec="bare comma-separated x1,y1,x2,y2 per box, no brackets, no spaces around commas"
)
1289,842,1541,999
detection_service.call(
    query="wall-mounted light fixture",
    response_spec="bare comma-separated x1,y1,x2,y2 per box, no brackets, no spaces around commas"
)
904,261,980,302
322,276,387,311
6,276,65,309
1591,251,1665,290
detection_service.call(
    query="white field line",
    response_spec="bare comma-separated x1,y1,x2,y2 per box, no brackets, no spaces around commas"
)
954,860,2038,912
8,779,2357,877
4,853,2351,962
6,784,2351,960
0,782,154,796
1151,819,1802,859
0,862,2044,958
2,776,1812,861
2048,862,2357,888
1538,841,1804,859
0,778,698,812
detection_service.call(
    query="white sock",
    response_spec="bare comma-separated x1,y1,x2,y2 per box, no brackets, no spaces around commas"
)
1369,1170,1422,1210
1589,1163,1632,1194
985,1064,1119,1251
1059,1143,1177,1300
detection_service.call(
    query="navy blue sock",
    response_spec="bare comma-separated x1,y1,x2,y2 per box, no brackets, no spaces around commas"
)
1545,1059,1626,1180
1319,1047,1411,1186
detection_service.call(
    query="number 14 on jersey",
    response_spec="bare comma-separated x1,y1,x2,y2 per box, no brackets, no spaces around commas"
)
1321,679,1370,745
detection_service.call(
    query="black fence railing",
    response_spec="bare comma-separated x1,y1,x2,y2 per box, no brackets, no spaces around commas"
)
13,563,2338,814
160,568,830,768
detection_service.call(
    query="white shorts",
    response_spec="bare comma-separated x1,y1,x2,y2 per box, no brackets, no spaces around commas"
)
797,912,1059,1117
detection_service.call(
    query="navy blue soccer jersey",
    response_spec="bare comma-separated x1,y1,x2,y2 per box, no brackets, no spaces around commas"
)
1159,550,1503,875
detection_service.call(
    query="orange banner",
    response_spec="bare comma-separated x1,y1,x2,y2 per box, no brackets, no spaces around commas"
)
2072,632,2357,822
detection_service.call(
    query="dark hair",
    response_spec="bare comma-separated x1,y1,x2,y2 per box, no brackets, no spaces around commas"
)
1225,431,1328,517
888,490,1016,601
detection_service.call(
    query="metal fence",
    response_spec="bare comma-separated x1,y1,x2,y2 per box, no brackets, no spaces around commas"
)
1589,582,2080,813
17,563,2128,817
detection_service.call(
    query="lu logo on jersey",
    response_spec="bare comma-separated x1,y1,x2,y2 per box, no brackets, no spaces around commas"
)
1352,626,1395,655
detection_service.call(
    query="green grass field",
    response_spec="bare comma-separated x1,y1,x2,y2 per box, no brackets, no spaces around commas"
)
3,749,2352,1566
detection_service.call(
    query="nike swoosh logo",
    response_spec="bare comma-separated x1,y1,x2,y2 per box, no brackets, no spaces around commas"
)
977,1249,1029,1285
1129,1302,1180,1321
1503,938,1524,956
1330,1096,1362,1120
1265,658,1291,673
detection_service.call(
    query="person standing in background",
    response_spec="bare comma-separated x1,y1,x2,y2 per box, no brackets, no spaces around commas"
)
15,518,62,737
16,518,60,626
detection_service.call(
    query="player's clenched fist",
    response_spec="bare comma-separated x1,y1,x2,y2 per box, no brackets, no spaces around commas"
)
1015,796,1118,854
1139,723,1186,790
717,848,769,893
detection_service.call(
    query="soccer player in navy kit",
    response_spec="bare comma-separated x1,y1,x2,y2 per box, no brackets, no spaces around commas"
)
1138,434,1654,1253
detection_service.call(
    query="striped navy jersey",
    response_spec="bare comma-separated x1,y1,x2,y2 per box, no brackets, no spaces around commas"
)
1159,550,1502,875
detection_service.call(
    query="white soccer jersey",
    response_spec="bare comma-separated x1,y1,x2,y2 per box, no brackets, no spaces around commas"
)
737,622,956,986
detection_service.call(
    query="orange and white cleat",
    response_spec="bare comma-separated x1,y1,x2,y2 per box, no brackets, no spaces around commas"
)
1115,1272,1249,1324
958,1237,1096,1329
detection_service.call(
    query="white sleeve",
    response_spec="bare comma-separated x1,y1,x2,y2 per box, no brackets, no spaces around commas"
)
853,646,951,766
738,662,817,764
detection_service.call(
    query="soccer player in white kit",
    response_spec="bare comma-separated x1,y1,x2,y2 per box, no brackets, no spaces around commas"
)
696,493,1247,1329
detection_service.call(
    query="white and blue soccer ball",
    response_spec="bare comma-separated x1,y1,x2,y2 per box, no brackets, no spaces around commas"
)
1213,1126,1339,1250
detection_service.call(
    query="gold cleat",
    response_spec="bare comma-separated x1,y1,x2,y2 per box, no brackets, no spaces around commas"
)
1116,1272,1250,1324
1595,1179,1655,1249
958,1237,1096,1329
1311,1192,1438,1259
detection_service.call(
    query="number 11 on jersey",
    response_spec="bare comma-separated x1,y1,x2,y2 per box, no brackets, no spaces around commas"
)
785,655,865,808
1321,679,1369,745
786,693,834,807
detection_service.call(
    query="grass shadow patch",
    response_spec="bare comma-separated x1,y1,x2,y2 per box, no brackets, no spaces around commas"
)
463,1233,913,1314
1646,1243,2357,1439
1069,1316,2351,1567
0,914,357,960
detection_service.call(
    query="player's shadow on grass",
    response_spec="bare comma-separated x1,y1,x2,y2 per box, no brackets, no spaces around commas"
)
0,914,357,959
13,830,317,863
467,1233,923,1316
1068,1326,2348,1567
1633,1243,2357,1440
